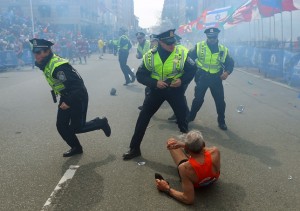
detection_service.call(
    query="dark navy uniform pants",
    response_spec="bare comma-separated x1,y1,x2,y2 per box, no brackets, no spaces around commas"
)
56,95,105,148
118,50,134,83
189,73,226,124
129,87,189,150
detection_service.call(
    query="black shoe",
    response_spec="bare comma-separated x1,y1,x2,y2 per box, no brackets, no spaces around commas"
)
63,147,83,157
168,114,177,121
218,123,228,130
123,148,141,160
101,117,111,137
123,81,130,86
131,75,136,83
138,106,143,110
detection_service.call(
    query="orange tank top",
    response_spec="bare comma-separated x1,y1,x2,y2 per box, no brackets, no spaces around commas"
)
188,150,220,188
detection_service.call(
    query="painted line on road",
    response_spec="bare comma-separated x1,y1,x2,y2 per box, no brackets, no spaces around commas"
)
41,165,80,211
236,68,300,92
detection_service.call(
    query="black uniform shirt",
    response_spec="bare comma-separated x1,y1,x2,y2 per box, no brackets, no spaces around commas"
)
136,45,197,89
189,41,234,74
52,64,87,105
36,52,87,106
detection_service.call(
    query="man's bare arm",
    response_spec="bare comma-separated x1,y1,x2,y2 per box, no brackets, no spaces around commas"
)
170,165,195,204
156,165,195,205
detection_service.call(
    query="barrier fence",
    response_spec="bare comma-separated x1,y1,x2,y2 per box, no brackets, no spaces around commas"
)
228,45,300,86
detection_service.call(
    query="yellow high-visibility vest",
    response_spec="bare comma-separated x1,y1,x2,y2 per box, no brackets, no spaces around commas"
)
43,54,68,95
196,41,228,74
143,45,188,81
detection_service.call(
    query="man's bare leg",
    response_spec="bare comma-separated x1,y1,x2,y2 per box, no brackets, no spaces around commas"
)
169,148,189,166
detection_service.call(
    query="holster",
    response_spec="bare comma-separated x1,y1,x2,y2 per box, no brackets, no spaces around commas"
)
51,90,57,103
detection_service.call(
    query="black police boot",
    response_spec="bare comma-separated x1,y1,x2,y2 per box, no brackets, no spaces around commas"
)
123,148,141,160
96,117,111,137
168,114,177,121
218,123,228,131
63,147,83,157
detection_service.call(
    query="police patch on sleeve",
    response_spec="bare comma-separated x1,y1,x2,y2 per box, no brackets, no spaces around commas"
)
57,71,67,82
187,57,195,65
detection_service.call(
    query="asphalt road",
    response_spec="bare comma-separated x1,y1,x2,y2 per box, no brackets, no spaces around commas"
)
0,52,299,211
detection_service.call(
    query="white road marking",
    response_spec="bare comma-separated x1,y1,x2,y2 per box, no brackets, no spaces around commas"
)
236,68,300,92
41,165,80,211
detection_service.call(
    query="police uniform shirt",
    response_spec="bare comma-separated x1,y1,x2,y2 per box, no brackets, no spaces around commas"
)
136,40,146,59
119,35,130,51
136,45,197,89
189,41,234,74
35,52,86,106
52,63,87,105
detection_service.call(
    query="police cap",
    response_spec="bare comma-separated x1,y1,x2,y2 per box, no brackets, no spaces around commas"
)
175,34,182,42
119,27,127,33
29,38,54,53
150,34,158,41
136,32,145,38
157,29,176,45
204,27,220,38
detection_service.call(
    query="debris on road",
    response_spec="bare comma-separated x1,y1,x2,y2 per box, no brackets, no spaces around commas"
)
137,161,146,166
236,105,245,113
110,88,117,96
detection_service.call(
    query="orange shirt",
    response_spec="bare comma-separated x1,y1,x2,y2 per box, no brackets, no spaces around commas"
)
188,150,220,188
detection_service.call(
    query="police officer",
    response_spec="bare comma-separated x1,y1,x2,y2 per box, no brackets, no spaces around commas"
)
123,29,197,160
168,34,189,121
150,34,159,49
136,32,151,110
136,32,151,59
188,28,234,130
118,27,135,85
30,38,111,157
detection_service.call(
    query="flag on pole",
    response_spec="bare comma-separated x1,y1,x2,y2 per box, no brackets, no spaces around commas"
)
223,0,260,29
258,0,282,17
282,0,300,11
204,6,233,28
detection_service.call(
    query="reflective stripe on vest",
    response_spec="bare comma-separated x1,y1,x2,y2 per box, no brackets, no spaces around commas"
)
137,40,151,56
119,35,129,50
43,54,69,95
196,41,228,74
143,45,188,81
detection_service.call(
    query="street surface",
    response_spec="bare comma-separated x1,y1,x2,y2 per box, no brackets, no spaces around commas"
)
0,52,299,211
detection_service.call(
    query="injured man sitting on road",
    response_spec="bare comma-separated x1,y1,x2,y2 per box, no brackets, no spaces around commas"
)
155,130,220,205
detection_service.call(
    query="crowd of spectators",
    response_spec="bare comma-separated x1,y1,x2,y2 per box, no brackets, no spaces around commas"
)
0,8,102,69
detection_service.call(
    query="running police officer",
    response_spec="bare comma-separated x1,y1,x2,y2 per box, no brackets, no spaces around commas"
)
123,29,197,160
188,28,234,130
118,27,135,85
30,38,111,157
